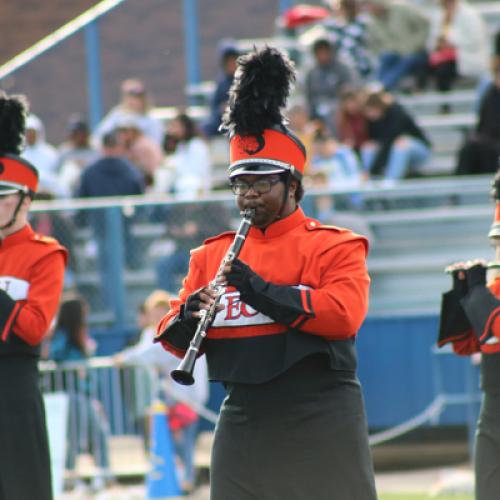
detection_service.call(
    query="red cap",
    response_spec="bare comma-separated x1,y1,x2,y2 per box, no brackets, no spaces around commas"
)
282,5,330,29
0,154,38,195
228,128,306,180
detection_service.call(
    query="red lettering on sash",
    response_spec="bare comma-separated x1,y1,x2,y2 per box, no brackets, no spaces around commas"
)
225,295,240,320
224,295,259,320
241,303,258,318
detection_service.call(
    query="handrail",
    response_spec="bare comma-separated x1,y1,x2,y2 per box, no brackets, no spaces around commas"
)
0,0,126,80
29,174,492,212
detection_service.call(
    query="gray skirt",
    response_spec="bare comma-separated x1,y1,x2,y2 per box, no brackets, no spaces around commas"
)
475,389,500,500
0,357,52,500
210,354,377,500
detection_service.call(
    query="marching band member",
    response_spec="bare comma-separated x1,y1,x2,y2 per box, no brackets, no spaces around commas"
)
0,92,67,500
156,47,377,499
438,171,500,500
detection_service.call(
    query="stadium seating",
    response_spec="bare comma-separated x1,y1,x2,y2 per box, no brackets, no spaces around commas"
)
41,175,491,328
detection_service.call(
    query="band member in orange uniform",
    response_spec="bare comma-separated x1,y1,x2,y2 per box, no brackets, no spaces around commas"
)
438,172,500,500
0,93,67,500
156,48,377,499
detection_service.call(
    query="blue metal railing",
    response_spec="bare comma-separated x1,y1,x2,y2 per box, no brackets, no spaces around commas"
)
183,0,201,106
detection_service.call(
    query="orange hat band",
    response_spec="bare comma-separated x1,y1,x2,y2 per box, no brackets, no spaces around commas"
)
229,129,306,179
0,155,38,194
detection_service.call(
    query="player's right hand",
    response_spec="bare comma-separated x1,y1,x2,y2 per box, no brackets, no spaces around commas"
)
183,287,223,320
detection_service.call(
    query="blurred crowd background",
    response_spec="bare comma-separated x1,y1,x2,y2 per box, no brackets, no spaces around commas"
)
3,0,500,494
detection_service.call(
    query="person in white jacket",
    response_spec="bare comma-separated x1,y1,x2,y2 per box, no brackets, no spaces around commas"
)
164,113,212,198
114,290,208,492
92,79,164,147
22,114,67,197
427,0,489,92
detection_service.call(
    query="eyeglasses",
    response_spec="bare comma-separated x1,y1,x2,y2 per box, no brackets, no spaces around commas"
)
230,177,282,196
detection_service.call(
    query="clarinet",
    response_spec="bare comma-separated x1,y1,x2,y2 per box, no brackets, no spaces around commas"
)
171,208,255,385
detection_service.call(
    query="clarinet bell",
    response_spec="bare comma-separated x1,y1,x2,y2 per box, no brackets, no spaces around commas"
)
171,348,197,385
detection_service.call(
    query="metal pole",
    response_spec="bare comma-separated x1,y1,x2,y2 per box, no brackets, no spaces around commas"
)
84,20,103,130
105,207,127,330
182,0,201,105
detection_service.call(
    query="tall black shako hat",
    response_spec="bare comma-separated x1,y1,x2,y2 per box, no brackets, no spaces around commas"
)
221,46,306,180
0,92,38,197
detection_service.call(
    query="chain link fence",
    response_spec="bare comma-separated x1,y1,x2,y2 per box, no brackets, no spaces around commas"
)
29,176,491,331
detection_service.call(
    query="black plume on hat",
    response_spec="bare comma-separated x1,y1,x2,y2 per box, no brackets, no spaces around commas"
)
0,91,28,155
221,46,296,137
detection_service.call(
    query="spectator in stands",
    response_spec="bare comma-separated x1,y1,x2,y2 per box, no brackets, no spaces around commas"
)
22,114,64,197
311,131,362,190
310,131,363,215
360,86,432,183
93,78,163,146
287,103,320,175
364,0,429,91
150,136,177,195
335,86,368,153
77,130,145,198
476,30,500,111
155,202,232,293
203,44,240,137
165,113,212,197
323,0,373,80
115,116,163,190
426,0,489,96
57,115,99,196
305,37,358,133
30,191,78,288
114,290,209,493
76,131,145,306
456,61,500,175
49,295,114,492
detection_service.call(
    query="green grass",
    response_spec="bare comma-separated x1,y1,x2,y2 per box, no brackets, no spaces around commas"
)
379,494,472,500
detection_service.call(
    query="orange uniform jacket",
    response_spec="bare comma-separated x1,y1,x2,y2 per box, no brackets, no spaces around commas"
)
156,208,370,383
0,224,67,357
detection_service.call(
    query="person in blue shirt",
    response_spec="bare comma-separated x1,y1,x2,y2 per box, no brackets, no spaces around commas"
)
203,46,240,137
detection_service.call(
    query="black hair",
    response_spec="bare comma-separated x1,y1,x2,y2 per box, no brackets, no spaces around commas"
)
162,133,179,154
102,131,119,148
340,0,359,20
0,91,29,155
34,191,54,201
55,297,87,355
222,48,240,64
295,181,304,203
174,113,198,142
495,30,500,57
281,172,304,203
312,38,334,53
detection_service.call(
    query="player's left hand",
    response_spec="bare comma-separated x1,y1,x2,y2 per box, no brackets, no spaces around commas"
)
465,262,487,289
221,258,264,294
